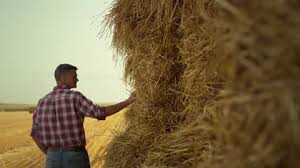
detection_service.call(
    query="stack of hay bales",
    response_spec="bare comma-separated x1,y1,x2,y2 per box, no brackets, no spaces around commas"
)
102,0,300,167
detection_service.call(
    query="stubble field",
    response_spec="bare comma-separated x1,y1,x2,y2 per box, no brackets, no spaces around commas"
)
0,110,125,168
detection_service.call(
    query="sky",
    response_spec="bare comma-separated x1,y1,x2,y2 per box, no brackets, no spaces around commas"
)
0,0,130,104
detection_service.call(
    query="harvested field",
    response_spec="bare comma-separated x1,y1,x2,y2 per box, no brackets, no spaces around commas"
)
0,111,125,168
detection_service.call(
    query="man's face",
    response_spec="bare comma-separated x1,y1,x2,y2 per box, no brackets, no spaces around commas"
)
61,69,78,88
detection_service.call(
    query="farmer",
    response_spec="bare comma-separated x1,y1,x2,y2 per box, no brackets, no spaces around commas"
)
30,64,134,168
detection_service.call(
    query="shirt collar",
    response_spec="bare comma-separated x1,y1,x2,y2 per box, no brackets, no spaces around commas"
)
53,85,69,90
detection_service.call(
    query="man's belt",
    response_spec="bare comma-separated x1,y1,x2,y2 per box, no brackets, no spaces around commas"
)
47,146,85,152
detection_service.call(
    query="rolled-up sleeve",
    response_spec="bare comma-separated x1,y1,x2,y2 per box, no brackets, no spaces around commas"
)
75,92,106,120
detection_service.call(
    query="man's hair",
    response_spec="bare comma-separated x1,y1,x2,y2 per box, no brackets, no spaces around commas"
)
54,64,78,81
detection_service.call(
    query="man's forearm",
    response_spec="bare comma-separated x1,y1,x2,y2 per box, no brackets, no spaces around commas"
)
105,99,132,116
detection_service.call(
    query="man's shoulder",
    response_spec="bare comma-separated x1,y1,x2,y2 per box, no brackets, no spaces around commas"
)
58,89,85,99
38,89,85,101
53,89,82,96
69,90,83,96
39,92,52,102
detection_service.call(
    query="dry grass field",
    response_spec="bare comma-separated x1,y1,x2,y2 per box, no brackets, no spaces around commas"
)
0,110,126,168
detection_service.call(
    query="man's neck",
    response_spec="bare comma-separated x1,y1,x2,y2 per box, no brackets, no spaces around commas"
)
56,82,70,89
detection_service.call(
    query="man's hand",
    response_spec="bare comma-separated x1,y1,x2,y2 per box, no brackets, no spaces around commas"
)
104,92,136,117
32,135,47,155
127,92,136,104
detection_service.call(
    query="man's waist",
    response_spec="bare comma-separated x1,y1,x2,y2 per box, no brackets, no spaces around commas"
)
47,146,86,152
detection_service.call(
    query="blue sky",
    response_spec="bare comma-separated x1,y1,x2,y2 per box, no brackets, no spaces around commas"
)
0,0,129,104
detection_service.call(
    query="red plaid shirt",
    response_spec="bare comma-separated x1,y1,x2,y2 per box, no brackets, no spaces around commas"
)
30,85,106,149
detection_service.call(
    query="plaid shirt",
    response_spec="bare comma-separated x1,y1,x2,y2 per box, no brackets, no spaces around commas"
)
30,85,106,149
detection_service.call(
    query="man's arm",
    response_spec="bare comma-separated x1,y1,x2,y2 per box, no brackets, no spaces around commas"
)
30,102,47,155
31,135,47,155
104,94,135,117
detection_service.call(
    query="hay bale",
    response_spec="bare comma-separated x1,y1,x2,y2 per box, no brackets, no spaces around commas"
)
101,0,300,167
142,1,225,167
104,0,185,131
142,114,225,168
104,124,156,168
103,0,186,167
214,0,300,167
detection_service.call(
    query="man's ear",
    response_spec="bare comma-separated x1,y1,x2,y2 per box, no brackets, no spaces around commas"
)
59,73,66,83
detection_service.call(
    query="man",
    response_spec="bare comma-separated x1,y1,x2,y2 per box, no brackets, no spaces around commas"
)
31,64,134,168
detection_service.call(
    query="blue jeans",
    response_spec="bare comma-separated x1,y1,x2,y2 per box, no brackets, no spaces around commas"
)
45,149,90,168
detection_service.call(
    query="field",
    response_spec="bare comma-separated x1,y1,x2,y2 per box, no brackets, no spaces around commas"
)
0,110,125,168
